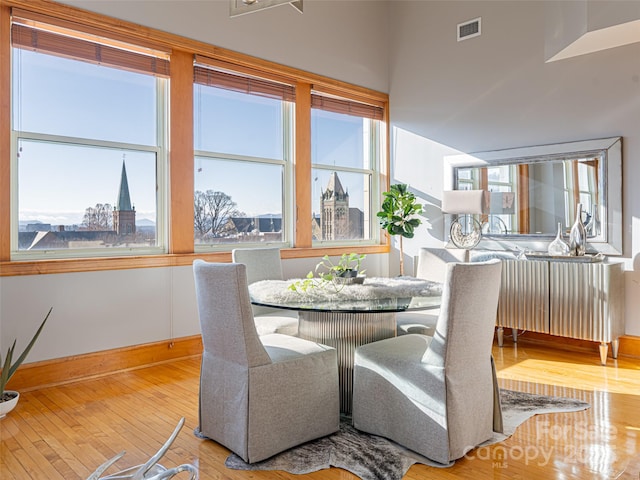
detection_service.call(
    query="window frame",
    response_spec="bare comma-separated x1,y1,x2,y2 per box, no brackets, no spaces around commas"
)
9,11,170,260
0,0,390,276
192,62,295,250
310,107,381,246
10,130,169,260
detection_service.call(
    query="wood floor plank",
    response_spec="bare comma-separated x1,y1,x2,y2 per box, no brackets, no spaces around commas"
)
1,341,639,479
13,394,97,479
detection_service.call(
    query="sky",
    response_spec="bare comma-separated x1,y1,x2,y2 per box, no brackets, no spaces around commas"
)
14,48,370,227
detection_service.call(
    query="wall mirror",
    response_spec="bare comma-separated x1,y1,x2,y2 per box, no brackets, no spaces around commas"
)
444,137,622,255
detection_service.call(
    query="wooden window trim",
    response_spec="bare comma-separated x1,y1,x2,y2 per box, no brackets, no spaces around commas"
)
295,82,312,248
0,4,9,263
0,0,389,277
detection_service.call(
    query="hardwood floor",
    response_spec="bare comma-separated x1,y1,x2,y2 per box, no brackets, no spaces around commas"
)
1,341,639,479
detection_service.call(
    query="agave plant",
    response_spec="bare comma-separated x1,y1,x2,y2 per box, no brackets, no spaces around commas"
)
1,307,52,402
377,184,423,276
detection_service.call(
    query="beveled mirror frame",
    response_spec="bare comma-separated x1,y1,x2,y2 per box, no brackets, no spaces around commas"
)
444,137,622,255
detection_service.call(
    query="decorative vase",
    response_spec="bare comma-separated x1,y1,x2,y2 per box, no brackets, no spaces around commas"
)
586,203,600,236
548,223,570,256
569,203,587,256
0,391,19,419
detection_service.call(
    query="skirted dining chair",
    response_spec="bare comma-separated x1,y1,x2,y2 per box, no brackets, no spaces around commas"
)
396,247,469,336
353,259,503,465
232,247,299,336
193,260,340,463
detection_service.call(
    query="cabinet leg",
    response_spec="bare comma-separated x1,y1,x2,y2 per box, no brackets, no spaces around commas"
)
497,327,504,347
599,343,608,365
512,328,518,343
612,339,619,359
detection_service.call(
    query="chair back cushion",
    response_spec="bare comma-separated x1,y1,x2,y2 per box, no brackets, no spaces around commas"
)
232,247,284,283
232,248,285,317
193,260,270,367
424,259,502,458
415,247,469,282
425,259,501,367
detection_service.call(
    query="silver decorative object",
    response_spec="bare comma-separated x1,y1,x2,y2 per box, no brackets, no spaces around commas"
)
449,215,482,249
569,203,587,256
87,418,198,480
547,222,570,256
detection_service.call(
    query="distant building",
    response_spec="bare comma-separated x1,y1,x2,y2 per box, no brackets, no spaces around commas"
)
196,171,363,243
19,230,119,250
113,161,136,236
319,172,363,240
348,207,364,239
25,223,51,232
19,161,144,250
231,216,282,235
320,172,350,240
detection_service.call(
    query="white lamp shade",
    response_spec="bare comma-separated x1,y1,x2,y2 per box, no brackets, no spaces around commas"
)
442,190,489,215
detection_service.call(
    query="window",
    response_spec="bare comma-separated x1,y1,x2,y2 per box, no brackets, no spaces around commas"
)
193,59,293,247
11,16,168,258
563,157,599,227
311,93,382,243
457,168,476,190
486,165,514,234
457,165,515,234
0,2,389,274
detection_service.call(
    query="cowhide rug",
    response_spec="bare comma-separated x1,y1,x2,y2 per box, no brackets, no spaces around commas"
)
224,389,590,480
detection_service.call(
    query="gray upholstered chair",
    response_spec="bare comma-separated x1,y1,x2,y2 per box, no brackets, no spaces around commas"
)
353,259,503,465
193,260,340,463
396,247,469,336
232,247,299,336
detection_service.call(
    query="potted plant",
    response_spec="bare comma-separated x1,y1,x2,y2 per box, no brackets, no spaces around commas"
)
377,184,423,276
1,307,52,418
316,253,366,281
289,253,366,292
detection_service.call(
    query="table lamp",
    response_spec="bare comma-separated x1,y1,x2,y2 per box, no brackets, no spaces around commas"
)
442,190,489,248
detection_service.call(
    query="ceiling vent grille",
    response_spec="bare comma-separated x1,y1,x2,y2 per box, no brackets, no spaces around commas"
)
457,17,481,42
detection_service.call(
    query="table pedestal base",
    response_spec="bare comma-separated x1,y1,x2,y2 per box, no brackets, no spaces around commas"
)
298,311,396,414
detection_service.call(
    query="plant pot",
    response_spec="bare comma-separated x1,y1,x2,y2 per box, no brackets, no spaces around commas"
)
337,269,358,278
334,274,365,285
0,391,20,418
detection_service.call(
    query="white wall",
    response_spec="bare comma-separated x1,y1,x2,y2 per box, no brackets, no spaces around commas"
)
387,1,640,335
0,267,199,361
58,0,390,93
0,253,388,363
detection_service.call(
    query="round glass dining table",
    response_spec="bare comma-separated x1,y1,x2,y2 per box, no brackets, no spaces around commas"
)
251,286,442,414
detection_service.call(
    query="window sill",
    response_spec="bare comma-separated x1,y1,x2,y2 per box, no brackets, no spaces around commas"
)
0,244,389,276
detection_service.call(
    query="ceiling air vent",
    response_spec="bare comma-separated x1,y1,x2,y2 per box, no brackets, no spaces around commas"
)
457,17,481,42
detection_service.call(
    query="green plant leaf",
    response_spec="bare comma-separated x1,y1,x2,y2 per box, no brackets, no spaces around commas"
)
1,342,15,396
377,183,423,239
1,307,52,396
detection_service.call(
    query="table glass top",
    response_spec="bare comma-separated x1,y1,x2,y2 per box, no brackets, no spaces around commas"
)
251,295,442,313
249,277,442,313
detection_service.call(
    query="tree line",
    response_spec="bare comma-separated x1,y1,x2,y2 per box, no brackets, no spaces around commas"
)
81,191,243,238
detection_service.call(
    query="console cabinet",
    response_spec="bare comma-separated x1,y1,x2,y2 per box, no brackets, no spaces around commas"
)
495,259,625,364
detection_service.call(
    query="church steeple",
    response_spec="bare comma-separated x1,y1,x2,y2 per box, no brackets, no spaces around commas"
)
117,160,133,211
320,171,350,240
322,171,348,202
113,158,136,236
